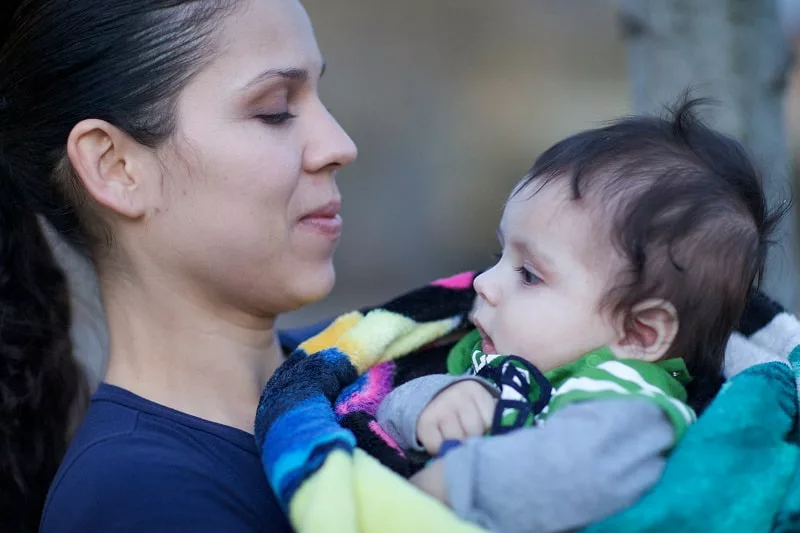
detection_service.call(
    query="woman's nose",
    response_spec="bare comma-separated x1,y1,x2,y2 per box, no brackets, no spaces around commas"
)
303,105,357,174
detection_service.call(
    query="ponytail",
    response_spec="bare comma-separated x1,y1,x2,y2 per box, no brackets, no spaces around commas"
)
0,113,88,533
0,0,241,527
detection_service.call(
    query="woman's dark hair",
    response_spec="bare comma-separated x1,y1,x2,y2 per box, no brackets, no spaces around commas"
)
0,1,238,530
517,99,785,393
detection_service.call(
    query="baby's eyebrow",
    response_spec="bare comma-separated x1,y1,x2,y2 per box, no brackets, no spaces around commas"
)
497,222,556,276
518,240,558,278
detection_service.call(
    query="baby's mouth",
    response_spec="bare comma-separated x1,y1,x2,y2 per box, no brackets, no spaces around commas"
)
481,335,497,355
474,322,497,354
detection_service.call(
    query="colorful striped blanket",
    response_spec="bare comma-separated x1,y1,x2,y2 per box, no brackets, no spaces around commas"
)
257,272,800,533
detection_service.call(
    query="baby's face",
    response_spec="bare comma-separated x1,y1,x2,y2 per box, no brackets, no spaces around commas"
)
471,181,624,372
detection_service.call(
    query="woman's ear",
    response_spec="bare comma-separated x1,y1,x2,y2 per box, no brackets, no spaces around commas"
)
66,119,162,219
611,299,679,362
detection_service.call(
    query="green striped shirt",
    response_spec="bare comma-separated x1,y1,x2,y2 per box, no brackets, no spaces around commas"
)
447,329,696,441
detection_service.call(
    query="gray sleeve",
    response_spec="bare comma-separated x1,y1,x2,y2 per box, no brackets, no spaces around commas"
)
376,374,499,452
443,399,674,533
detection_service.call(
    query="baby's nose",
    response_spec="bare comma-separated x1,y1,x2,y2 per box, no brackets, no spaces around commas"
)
473,271,499,307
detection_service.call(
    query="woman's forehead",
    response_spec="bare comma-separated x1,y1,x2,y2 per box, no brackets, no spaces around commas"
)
210,0,323,89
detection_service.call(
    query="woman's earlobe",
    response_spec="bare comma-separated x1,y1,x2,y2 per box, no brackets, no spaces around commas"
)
611,299,679,362
66,119,154,219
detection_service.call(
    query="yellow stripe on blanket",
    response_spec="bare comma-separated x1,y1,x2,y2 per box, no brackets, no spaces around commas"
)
382,316,461,361
290,449,487,533
288,450,358,533
299,309,461,374
337,310,416,372
299,312,364,355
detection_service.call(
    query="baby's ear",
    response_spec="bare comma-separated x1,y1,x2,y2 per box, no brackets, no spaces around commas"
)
611,299,679,362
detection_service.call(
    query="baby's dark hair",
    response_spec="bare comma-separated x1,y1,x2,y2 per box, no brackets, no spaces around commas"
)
518,99,784,383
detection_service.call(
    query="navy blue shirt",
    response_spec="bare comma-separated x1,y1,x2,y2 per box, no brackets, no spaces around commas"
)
40,383,292,533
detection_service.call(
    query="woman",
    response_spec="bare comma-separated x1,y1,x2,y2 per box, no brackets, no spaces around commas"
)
0,0,356,531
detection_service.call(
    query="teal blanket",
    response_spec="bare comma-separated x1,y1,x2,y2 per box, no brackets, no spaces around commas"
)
588,356,800,532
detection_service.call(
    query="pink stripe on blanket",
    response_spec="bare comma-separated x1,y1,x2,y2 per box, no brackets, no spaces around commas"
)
431,271,475,290
335,361,395,417
368,420,406,458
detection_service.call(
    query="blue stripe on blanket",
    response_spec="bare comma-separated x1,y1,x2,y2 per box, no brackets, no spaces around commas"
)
256,344,361,508
262,393,357,508
255,348,358,448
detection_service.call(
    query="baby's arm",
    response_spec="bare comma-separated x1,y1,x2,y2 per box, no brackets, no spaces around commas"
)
413,398,674,533
376,376,497,453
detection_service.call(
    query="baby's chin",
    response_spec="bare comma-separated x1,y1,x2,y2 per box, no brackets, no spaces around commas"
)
506,351,556,372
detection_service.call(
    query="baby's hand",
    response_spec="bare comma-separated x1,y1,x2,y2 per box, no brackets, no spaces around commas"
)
416,380,496,455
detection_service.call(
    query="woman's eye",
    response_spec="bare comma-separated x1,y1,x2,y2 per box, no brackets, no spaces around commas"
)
492,251,502,263
515,266,542,286
257,111,296,125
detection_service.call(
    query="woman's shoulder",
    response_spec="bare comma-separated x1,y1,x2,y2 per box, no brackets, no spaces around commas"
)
40,383,291,533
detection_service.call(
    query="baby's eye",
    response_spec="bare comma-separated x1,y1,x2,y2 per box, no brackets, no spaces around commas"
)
515,266,543,286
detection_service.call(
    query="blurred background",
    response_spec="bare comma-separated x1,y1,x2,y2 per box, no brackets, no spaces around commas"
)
279,0,800,328
58,0,800,384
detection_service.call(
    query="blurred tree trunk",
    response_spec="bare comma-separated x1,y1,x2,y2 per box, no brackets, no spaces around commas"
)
620,0,799,311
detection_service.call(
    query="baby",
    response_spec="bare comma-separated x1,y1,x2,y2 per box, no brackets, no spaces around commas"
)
376,100,779,533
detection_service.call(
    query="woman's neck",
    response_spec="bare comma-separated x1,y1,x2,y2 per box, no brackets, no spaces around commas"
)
101,274,285,434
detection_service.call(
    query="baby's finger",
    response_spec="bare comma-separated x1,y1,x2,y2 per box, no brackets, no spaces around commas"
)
417,422,444,456
457,405,486,437
473,392,496,430
438,416,465,443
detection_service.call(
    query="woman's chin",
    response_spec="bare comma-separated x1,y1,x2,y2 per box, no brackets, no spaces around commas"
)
289,264,336,309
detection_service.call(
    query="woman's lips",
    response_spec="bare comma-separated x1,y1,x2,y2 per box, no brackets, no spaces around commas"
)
299,213,342,239
299,200,342,239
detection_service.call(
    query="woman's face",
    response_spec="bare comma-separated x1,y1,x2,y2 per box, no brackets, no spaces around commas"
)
148,0,357,318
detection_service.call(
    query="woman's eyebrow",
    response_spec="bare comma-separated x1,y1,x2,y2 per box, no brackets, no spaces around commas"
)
241,68,308,91
241,62,326,92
